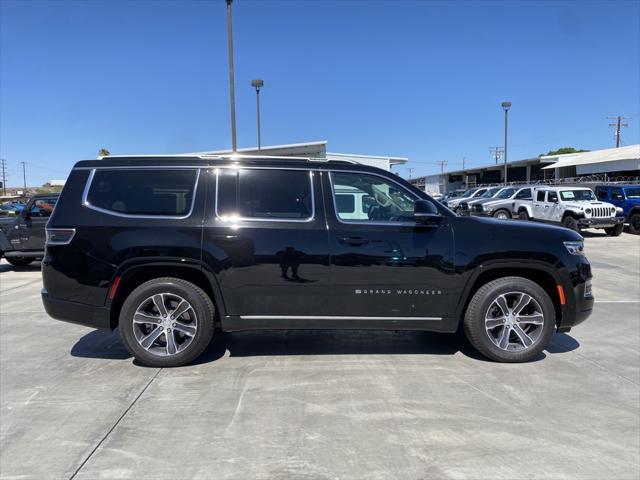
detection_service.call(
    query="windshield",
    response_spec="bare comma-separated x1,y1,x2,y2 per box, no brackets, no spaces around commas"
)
495,187,518,199
625,188,640,199
480,187,502,198
461,189,477,198
560,190,596,201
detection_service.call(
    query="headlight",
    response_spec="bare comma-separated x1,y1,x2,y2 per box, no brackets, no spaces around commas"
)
585,208,591,214
616,207,623,214
485,205,494,212
563,240,584,255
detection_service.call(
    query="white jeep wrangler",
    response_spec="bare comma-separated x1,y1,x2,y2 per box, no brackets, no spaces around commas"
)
514,186,625,235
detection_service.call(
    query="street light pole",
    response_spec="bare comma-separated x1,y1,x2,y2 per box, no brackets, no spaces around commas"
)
501,101,511,185
225,0,237,152
251,79,264,149
20,161,26,193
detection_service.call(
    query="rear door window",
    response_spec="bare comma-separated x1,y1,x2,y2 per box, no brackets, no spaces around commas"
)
29,197,58,217
216,169,313,221
86,169,198,216
536,191,546,202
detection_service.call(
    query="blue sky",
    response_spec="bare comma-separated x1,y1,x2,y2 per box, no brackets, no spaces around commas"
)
1,0,639,186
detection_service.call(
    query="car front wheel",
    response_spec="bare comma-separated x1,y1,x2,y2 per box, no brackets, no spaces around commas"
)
628,213,640,235
463,277,556,362
604,223,624,236
492,209,511,220
562,216,579,232
119,277,215,367
5,257,35,267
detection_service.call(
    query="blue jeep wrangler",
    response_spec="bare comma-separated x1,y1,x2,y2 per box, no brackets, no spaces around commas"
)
595,184,640,235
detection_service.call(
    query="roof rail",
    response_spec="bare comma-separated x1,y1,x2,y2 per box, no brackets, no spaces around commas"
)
98,153,360,164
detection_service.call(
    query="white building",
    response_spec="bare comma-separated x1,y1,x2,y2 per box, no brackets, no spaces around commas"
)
186,141,408,172
541,144,640,178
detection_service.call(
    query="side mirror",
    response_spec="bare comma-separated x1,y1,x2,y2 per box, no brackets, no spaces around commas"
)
414,200,442,226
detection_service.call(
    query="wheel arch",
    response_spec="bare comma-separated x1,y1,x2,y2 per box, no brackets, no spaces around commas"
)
107,261,225,329
561,210,584,221
456,264,563,329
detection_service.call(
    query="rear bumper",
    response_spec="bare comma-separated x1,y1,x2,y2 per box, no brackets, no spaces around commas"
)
578,217,624,228
42,288,112,330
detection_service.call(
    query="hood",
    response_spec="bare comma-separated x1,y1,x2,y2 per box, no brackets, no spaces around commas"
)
467,214,583,241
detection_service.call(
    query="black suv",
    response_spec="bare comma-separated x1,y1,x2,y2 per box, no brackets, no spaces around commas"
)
42,156,593,366
1,193,59,266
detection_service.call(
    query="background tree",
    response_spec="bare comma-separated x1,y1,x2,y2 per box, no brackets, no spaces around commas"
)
98,148,111,157
544,147,590,156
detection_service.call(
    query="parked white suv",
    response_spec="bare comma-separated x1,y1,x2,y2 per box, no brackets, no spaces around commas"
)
515,186,624,235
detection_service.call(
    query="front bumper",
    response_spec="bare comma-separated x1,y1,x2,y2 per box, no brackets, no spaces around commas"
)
578,216,624,228
42,288,112,330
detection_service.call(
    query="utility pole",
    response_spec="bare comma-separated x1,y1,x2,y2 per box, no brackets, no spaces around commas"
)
489,147,504,165
226,0,237,152
462,157,466,169
607,116,629,148
406,167,414,179
0,158,7,196
437,160,447,194
20,161,27,193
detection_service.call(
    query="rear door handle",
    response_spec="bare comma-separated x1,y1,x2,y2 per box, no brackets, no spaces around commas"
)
339,236,369,246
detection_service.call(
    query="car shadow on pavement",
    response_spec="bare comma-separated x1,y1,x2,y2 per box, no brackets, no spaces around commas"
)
546,332,581,354
0,262,41,273
70,329,580,365
71,329,131,360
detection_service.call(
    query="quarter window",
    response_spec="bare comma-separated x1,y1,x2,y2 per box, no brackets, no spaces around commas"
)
330,172,415,222
29,198,58,217
86,169,197,216
216,169,313,220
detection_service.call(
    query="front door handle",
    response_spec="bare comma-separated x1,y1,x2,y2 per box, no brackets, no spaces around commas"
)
339,236,369,246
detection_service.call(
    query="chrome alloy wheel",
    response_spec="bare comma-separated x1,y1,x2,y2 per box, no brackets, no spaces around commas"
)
485,291,544,351
495,211,509,220
132,293,198,356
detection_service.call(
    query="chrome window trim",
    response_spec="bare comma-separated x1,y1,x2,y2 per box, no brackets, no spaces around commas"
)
74,165,322,171
214,168,315,223
240,315,442,321
328,170,420,227
82,168,200,220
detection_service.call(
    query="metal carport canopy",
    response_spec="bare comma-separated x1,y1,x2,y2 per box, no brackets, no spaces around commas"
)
541,144,640,169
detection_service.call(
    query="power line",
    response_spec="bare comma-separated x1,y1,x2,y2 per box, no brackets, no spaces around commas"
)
489,147,504,165
607,116,630,148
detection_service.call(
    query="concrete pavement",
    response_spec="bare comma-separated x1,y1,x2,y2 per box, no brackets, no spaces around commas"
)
1,231,638,480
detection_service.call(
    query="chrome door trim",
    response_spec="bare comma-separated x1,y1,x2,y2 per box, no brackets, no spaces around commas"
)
240,315,442,321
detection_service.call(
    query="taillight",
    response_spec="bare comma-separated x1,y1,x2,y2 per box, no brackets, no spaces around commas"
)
45,228,76,246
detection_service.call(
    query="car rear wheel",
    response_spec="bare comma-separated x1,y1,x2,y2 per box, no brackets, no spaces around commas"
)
119,277,215,367
604,224,624,236
518,210,529,221
463,277,555,362
5,257,35,267
629,213,640,235
562,216,579,232
493,209,511,220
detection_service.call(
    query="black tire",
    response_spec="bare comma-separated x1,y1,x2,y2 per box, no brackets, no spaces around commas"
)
5,257,35,267
628,213,640,235
517,209,529,221
463,276,556,363
492,209,511,220
562,216,579,232
604,223,624,236
119,277,215,367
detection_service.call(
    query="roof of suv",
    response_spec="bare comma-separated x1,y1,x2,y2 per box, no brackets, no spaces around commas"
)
73,155,381,172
